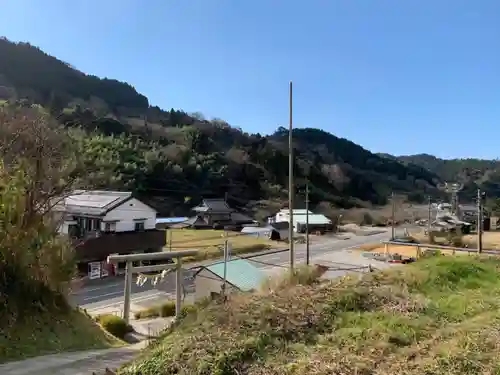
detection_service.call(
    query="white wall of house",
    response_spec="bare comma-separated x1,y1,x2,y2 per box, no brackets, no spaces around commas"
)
102,198,156,232
195,269,237,301
275,228,289,240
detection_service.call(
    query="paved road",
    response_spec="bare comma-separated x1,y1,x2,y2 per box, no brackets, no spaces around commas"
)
73,229,394,316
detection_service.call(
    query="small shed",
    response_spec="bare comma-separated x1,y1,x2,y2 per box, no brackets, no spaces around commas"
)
194,259,267,301
241,226,273,239
269,221,290,240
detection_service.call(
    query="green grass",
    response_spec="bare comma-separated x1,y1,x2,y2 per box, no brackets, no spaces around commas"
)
119,256,500,375
0,308,124,364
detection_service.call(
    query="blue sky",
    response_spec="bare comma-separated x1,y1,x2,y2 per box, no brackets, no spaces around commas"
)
1,1,499,159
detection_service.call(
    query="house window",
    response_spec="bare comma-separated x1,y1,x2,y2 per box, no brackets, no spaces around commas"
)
104,222,116,233
135,221,145,231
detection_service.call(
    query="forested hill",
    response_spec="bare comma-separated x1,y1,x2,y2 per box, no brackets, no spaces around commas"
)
384,153,500,203
0,37,441,216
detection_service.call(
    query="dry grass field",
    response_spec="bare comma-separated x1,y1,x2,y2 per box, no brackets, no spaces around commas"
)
164,229,288,262
121,256,500,374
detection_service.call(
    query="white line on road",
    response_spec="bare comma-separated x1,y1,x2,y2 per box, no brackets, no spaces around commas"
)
84,291,173,312
82,290,123,302
71,281,124,295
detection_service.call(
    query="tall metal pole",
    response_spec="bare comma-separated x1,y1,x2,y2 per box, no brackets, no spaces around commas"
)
123,261,132,323
305,181,310,265
221,231,228,297
391,192,395,240
477,188,483,253
288,81,294,271
427,196,432,235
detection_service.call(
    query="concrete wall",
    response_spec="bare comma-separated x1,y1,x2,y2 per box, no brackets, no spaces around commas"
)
195,269,236,301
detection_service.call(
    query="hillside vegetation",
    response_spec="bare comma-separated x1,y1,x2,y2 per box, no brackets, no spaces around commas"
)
0,37,442,216
120,256,500,375
385,153,500,205
0,106,122,362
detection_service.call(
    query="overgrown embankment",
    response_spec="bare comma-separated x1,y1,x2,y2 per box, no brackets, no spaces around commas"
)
120,256,500,375
0,107,123,363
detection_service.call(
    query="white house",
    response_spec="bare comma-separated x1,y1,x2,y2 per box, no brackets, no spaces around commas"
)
55,190,157,236
53,190,165,278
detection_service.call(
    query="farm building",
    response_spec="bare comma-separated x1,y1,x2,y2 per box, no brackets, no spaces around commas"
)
240,222,290,241
268,209,333,233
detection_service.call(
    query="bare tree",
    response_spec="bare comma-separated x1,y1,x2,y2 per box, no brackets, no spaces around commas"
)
0,106,112,222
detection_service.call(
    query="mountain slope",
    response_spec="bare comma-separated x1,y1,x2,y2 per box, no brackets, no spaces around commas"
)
0,37,441,213
388,153,500,200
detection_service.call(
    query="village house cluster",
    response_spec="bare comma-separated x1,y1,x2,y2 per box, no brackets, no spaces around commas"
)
54,191,333,283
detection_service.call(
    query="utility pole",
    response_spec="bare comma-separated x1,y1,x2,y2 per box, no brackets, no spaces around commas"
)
288,81,295,271
427,196,432,236
391,192,395,240
477,188,483,253
221,231,229,297
305,181,310,265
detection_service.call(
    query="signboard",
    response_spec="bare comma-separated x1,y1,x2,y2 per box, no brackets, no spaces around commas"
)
88,262,102,280
100,261,109,278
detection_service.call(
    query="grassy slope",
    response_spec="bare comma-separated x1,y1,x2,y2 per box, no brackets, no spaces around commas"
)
0,308,123,363
121,256,500,375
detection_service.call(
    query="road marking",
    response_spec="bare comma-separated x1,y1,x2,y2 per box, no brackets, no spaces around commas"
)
71,281,124,295
82,290,123,302
83,290,173,311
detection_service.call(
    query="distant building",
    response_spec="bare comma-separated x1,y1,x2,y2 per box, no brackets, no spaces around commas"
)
194,259,267,300
155,217,188,229
173,198,257,230
268,208,333,233
240,221,289,241
53,190,165,278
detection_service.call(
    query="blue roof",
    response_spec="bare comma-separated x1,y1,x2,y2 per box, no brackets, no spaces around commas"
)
204,259,266,291
156,217,188,224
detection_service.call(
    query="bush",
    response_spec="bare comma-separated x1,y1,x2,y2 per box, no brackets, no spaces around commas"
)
134,307,160,320
135,301,178,320
160,301,176,317
97,314,132,339
180,304,197,319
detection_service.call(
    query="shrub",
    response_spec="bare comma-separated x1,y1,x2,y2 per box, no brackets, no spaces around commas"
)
160,301,176,317
180,304,197,319
97,314,132,339
135,301,177,320
134,307,160,320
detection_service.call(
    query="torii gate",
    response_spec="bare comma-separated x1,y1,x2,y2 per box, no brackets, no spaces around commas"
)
107,250,198,324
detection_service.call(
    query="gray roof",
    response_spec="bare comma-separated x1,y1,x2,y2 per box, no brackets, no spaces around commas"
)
193,199,233,213
231,212,256,223
53,190,132,216
270,221,289,230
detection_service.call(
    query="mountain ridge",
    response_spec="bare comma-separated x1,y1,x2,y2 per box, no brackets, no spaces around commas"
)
0,37,448,215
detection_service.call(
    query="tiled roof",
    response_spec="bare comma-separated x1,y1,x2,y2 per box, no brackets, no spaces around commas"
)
193,199,233,213
203,259,266,291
